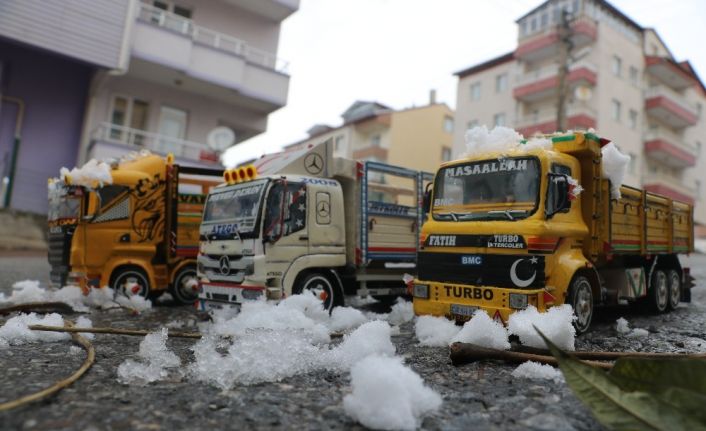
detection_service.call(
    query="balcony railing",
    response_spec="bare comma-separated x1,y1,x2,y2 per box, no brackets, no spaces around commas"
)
515,104,597,129
137,3,289,73
644,172,695,196
645,86,699,119
644,129,698,154
93,123,219,163
515,61,597,86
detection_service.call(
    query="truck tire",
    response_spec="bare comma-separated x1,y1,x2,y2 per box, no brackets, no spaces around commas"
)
170,265,199,305
295,272,343,313
110,266,151,299
647,270,669,313
566,275,593,335
667,269,681,310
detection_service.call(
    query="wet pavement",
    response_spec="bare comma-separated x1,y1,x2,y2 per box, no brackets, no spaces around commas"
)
0,253,704,430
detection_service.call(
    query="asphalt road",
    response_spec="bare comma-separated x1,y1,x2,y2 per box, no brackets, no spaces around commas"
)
0,253,704,430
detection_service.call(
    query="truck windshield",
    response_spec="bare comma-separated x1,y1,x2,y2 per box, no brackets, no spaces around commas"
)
202,179,268,237
48,185,82,225
432,157,539,221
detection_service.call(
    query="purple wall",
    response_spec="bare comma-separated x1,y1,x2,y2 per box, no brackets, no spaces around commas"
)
0,38,93,214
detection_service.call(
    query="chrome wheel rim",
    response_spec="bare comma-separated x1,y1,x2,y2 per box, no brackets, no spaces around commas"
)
668,271,681,309
655,271,668,311
573,279,593,331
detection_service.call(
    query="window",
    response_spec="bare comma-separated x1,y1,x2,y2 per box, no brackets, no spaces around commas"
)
629,66,639,85
547,164,572,216
264,181,306,241
153,1,192,18
157,106,188,154
334,135,345,152
697,180,702,201
467,120,479,130
612,56,622,77
92,185,130,223
611,99,621,122
629,109,638,130
696,141,702,156
109,96,149,144
370,134,381,147
494,113,506,127
628,153,637,174
495,74,508,93
443,116,454,133
540,13,548,29
441,147,452,162
470,82,481,101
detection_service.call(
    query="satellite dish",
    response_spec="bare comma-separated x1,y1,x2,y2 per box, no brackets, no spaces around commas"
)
574,86,592,101
207,127,236,152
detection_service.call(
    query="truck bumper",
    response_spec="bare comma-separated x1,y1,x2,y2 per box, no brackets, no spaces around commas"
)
412,279,555,324
198,281,266,310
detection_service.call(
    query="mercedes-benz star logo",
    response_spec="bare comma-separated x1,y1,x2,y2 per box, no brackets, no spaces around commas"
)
317,201,330,217
219,255,230,275
304,153,324,175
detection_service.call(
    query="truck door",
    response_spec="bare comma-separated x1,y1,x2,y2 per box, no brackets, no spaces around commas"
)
82,185,131,275
262,180,309,273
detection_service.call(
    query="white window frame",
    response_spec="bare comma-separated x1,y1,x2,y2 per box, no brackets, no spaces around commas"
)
470,82,481,101
494,113,506,127
495,73,508,93
443,116,454,133
108,94,150,143
628,109,638,130
612,55,622,77
611,99,621,122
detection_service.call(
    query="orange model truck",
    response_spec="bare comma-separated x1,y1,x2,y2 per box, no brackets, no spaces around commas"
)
47,152,222,303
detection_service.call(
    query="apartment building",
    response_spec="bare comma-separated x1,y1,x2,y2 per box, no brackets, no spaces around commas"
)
287,95,455,175
0,0,296,213
453,0,706,228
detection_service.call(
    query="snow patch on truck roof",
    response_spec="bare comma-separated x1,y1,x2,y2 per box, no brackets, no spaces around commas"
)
59,159,113,188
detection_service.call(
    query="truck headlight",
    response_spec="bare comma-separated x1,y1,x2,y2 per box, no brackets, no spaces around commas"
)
509,293,528,309
413,284,429,299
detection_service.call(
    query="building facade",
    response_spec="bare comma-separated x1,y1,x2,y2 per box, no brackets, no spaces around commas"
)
0,0,297,213
453,0,706,227
289,95,455,175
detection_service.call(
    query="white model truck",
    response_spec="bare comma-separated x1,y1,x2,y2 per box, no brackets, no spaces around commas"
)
196,140,432,311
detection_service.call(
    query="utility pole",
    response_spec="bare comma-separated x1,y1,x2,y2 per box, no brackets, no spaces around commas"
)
556,9,574,132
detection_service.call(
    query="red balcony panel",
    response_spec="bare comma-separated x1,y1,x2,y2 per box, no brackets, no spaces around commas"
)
643,184,694,205
644,139,696,167
645,96,698,128
515,19,597,60
645,57,696,90
516,113,596,137
514,67,597,100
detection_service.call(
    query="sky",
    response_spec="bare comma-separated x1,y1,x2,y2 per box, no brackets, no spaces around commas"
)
222,0,706,167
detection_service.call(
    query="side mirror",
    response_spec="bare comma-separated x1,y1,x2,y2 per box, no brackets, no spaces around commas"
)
84,192,98,220
422,183,433,215
546,173,570,218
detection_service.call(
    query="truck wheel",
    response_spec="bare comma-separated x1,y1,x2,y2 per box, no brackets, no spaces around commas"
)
567,275,593,335
666,270,681,310
295,272,343,313
647,270,669,313
170,266,199,305
111,266,151,299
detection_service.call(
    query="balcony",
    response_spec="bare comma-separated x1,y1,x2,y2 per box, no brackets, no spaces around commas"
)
644,129,697,168
645,86,699,129
513,62,597,102
515,104,597,137
645,57,695,91
131,4,290,112
643,173,695,205
88,123,221,168
223,0,299,21
515,16,597,62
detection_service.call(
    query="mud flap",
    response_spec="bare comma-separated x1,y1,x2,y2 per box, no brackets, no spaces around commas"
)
681,268,694,303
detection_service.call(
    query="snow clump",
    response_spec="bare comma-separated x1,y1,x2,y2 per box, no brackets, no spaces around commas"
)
415,315,460,347
0,313,70,347
615,317,631,334
386,298,415,326
601,142,630,199
59,159,112,188
451,310,511,350
512,361,564,382
507,305,576,351
464,126,552,157
326,320,396,371
117,328,180,385
343,355,442,431
75,316,95,341
0,280,121,311
627,328,649,338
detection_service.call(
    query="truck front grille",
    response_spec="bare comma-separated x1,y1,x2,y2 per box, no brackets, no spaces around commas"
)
48,227,74,287
417,252,545,289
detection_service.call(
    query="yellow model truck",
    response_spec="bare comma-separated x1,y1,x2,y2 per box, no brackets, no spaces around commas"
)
413,131,694,333
47,153,222,303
